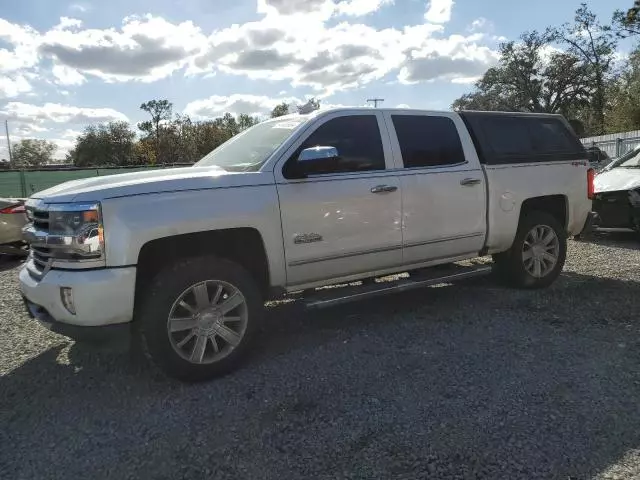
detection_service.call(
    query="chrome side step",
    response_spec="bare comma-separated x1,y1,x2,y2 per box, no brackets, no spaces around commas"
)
303,263,492,310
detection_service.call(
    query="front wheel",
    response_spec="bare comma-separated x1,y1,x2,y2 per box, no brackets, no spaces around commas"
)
137,255,263,382
493,211,567,289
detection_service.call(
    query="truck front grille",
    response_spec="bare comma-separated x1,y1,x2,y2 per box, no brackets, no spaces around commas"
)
25,205,51,281
32,210,50,231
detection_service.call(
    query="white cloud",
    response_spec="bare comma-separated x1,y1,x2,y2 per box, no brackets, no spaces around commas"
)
468,17,489,32
335,0,394,16
52,65,86,86
51,138,75,159
0,102,128,125
0,18,40,73
0,2,498,102
39,14,207,82
257,0,392,18
184,94,304,119
398,32,499,84
69,4,89,13
425,0,454,24
0,75,32,99
451,76,481,84
61,129,83,139
396,103,410,108
53,17,83,30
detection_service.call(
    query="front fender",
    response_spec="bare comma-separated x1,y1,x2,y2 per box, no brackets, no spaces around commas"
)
100,184,287,287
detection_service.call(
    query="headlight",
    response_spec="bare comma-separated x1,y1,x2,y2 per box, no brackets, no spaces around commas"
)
43,203,104,260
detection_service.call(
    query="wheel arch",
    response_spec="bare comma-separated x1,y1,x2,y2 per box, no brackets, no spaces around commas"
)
134,228,271,310
519,194,568,231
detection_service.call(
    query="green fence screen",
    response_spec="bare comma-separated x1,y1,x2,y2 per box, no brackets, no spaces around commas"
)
0,165,187,198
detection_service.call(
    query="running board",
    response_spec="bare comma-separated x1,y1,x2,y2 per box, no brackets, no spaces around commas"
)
303,263,492,310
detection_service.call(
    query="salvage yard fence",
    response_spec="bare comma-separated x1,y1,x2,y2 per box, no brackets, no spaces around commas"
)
581,130,640,159
0,164,192,198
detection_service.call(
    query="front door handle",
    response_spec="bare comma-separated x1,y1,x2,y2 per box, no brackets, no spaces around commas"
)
460,178,482,186
371,185,398,194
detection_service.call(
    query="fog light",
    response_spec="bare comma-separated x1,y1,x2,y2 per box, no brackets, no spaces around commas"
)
60,287,76,315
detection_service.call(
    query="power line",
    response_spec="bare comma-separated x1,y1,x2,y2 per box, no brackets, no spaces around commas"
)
367,98,385,108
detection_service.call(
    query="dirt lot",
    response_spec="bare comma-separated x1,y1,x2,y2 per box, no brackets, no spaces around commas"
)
1,234,640,480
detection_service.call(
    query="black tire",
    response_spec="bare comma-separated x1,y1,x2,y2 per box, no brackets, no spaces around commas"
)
492,211,567,289
136,255,263,382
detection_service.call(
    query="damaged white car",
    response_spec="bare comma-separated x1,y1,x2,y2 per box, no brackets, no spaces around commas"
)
593,146,640,235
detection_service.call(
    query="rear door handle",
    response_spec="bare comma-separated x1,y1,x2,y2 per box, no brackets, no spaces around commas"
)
460,178,481,186
371,185,398,194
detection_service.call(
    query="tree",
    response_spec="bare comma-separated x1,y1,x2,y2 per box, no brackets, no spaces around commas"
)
613,1,640,37
551,3,617,135
606,47,640,132
297,98,321,114
271,102,289,118
12,139,57,167
67,121,136,167
452,31,591,118
139,99,173,162
238,113,259,131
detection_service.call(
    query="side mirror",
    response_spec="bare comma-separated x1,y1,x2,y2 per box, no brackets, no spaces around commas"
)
292,146,340,177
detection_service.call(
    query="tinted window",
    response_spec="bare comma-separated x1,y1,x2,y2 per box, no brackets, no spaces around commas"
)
460,112,586,165
481,117,534,156
526,118,579,153
285,115,385,176
392,115,465,168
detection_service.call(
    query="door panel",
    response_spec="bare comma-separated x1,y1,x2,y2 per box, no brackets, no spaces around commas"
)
399,169,486,264
278,174,402,286
383,111,487,264
274,111,402,287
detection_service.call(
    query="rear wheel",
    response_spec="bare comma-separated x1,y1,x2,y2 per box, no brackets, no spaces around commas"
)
137,255,262,382
493,211,567,289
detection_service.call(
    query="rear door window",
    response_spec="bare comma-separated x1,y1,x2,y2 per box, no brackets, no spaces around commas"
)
391,115,465,168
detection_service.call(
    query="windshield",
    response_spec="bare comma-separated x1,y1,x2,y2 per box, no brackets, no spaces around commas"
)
619,148,640,168
609,147,640,169
195,118,308,171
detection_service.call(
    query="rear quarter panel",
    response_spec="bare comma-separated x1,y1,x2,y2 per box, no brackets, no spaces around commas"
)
484,161,591,253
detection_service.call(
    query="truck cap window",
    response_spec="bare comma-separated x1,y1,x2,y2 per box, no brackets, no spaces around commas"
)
196,117,307,172
284,115,385,177
391,115,465,168
459,112,586,164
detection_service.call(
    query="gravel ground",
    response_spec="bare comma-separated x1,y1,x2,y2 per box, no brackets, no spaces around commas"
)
1,233,640,480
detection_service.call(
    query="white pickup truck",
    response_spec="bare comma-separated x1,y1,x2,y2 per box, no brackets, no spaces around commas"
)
20,108,595,381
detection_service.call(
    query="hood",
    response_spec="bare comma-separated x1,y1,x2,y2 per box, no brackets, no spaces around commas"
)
594,167,640,193
31,166,274,203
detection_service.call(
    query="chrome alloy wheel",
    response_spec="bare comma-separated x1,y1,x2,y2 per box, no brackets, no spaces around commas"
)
522,224,560,278
167,280,248,364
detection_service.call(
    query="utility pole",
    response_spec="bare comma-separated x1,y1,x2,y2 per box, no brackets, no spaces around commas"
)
4,120,13,166
367,98,384,108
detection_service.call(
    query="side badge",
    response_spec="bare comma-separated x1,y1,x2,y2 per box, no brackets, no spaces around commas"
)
293,233,323,244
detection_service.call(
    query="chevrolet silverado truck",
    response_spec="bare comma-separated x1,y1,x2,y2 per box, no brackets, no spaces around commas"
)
19,108,595,381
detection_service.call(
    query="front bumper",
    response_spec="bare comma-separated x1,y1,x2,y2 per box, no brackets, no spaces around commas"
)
19,262,136,337
23,296,131,343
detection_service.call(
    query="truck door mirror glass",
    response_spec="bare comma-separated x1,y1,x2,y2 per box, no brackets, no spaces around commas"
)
294,146,340,177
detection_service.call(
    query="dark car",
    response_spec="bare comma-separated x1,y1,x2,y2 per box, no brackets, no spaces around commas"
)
585,146,610,169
